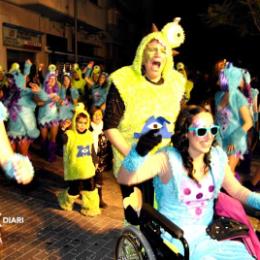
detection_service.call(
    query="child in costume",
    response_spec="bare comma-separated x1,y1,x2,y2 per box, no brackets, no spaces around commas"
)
4,60,47,156
117,105,260,260
37,65,62,162
58,103,101,217
214,62,253,173
90,106,113,208
104,18,186,224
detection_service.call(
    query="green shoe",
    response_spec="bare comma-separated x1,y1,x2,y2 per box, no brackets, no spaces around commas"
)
57,189,79,211
81,189,101,217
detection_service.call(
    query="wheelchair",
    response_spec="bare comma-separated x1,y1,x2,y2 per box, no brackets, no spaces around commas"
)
115,202,189,260
115,202,260,260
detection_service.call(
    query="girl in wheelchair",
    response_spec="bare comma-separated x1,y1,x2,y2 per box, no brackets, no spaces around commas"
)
117,105,260,260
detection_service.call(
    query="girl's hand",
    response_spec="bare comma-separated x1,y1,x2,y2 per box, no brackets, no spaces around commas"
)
25,59,32,65
38,63,44,71
29,83,40,92
49,93,60,103
61,119,72,131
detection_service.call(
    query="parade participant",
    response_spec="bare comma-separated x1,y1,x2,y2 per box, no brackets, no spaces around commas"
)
85,69,109,111
104,18,186,224
176,62,194,104
58,103,101,217
90,106,113,208
0,65,7,101
4,60,46,156
214,62,253,173
58,72,79,123
238,69,259,189
71,63,87,103
0,100,34,247
37,65,62,162
117,105,260,260
0,101,34,184
56,72,79,156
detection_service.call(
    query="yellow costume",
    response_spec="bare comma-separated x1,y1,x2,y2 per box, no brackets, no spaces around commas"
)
109,18,186,177
63,108,95,180
72,64,86,99
58,104,100,216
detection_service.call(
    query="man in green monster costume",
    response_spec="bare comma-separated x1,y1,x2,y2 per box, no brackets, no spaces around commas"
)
104,18,186,224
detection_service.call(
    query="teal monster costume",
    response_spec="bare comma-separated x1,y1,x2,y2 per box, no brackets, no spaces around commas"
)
0,101,34,184
4,61,47,140
122,145,256,259
58,74,79,122
215,63,250,156
109,18,186,177
37,71,60,127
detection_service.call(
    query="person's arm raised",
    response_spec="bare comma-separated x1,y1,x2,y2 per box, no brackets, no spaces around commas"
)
117,129,169,185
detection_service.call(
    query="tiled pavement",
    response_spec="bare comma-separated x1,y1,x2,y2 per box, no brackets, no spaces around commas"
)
0,144,124,260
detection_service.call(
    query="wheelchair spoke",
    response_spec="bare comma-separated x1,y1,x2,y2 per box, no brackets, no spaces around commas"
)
116,231,150,260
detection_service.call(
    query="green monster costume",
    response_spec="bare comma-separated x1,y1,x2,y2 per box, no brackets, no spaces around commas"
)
109,18,186,177
59,104,100,216
64,107,95,180
71,64,86,100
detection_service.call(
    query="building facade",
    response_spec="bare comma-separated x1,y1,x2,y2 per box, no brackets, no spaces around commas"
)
0,0,113,71
0,0,154,72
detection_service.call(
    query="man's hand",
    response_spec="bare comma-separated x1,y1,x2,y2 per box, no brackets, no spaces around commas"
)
136,129,162,156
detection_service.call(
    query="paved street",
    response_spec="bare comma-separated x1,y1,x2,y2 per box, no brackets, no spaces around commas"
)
0,142,259,260
0,143,124,260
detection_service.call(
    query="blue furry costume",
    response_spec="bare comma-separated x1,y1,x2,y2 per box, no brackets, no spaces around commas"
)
37,72,60,127
58,81,79,122
123,145,256,259
215,63,250,156
157,146,255,259
4,62,47,140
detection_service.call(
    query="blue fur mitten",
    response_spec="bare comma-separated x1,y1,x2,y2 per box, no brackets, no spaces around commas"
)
3,153,34,184
246,192,260,210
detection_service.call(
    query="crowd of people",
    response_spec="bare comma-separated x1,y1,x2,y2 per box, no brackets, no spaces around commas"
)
0,17,260,259
0,59,112,216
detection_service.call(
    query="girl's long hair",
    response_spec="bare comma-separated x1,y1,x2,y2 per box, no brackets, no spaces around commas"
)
171,105,216,182
62,75,72,100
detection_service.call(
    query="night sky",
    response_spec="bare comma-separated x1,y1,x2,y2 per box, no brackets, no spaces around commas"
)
148,1,259,76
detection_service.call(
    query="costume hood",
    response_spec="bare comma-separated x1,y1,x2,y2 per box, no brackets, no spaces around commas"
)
72,63,83,81
219,62,246,113
9,61,31,89
132,17,185,79
71,103,90,131
220,62,243,92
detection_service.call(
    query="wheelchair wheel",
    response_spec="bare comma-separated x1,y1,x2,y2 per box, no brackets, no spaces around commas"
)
115,226,156,260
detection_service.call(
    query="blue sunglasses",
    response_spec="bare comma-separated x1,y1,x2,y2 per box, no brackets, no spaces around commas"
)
188,125,220,137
